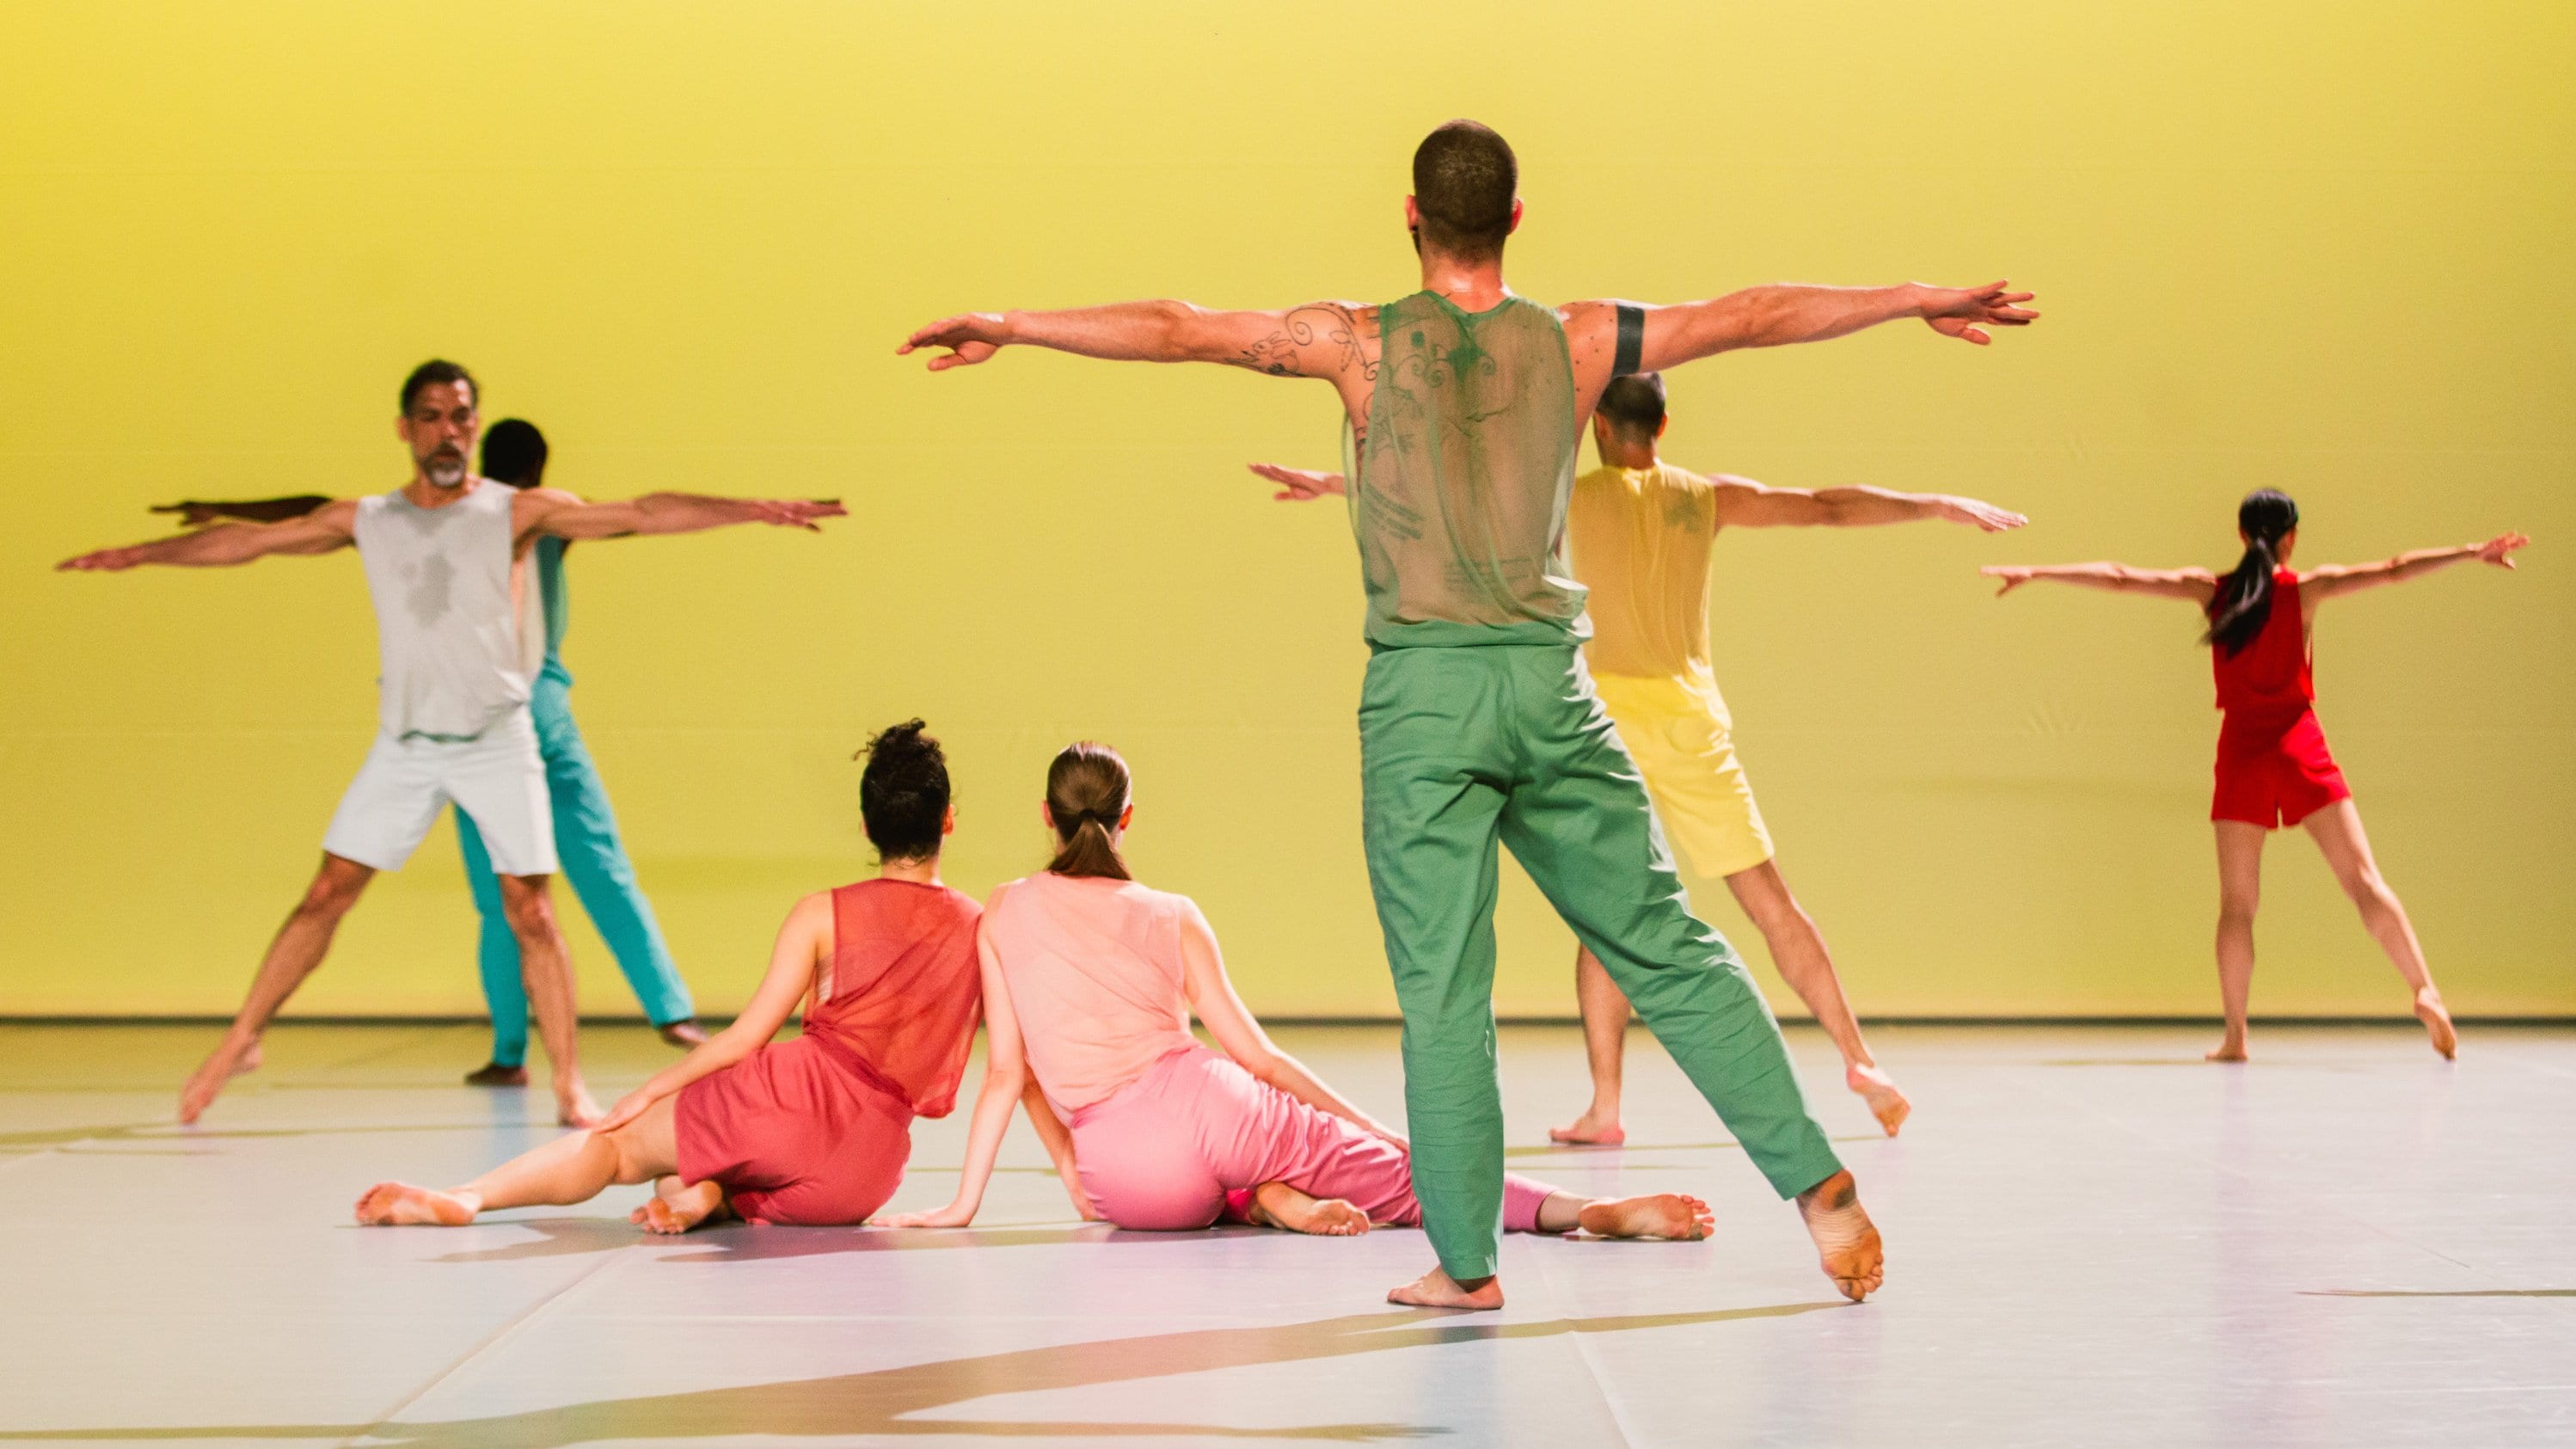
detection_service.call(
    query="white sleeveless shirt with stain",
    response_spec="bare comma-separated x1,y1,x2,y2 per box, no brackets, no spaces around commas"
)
353,481,532,742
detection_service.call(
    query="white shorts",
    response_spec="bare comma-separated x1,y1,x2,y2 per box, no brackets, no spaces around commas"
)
321,711,557,875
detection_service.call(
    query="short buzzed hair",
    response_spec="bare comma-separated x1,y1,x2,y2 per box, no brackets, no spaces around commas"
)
401,359,478,414
1412,120,1518,260
1598,371,1667,438
481,418,549,487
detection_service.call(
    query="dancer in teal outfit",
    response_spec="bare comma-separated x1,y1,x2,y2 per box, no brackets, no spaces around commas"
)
152,418,704,1082
903,119,2039,1309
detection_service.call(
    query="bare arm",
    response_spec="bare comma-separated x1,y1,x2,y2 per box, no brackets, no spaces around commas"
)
901,300,1377,385
1018,1078,1099,1220
1982,562,2219,603
2301,533,2529,603
1709,476,2026,532
1178,909,1406,1150
515,487,844,543
878,924,1031,1229
1604,281,2039,379
151,495,335,527
593,893,830,1131
58,499,359,571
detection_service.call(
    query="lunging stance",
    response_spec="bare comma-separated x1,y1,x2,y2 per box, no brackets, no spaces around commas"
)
58,361,843,1127
1984,490,2526,1062
1252,369,2028,1141
903,120,2038,1306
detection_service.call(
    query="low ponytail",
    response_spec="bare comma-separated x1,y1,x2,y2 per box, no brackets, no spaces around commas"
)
2204,488,2299,657
1044,742,1134,881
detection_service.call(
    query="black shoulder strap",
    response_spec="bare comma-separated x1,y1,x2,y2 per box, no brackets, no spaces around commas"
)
1611,302,1646,379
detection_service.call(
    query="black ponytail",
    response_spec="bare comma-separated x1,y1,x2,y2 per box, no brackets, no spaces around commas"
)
2204,489,2300,657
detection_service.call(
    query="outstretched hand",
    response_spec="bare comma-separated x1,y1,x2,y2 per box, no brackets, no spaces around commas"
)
57,547,142,572
2476,532,2531,568
1981,565,2039,596
1939,496,2029,533
1919,281,2039,346
753,499,846,531
898,314,1010,371
1245,463,1344,502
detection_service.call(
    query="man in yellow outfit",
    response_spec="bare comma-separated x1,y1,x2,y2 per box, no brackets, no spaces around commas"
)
1250,368,2024,1142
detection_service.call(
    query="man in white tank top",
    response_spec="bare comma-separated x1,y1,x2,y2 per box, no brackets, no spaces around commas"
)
59,360,845,1128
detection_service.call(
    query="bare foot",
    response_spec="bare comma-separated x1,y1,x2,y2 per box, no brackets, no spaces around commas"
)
1795,1170,1884,1303
178,1035,255,1123
2413,989,2457,1060
1386,1266,1503,1311
233,1041,264,1076
354,1182,478,1226
1574,1192,1714,1241
1547,1107,1626,1146
1247,1182,1371,1237
2206,1035,2249,1063
628,1179,726,1234
463,1061,530,1087
1846,1063,1911,1137
658,1019,709,1049
556,1084,604,1128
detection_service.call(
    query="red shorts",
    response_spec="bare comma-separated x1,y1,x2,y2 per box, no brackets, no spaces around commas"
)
2211,709,2351,830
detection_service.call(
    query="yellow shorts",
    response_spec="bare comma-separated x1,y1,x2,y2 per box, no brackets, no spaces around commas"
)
1592,670,1775,881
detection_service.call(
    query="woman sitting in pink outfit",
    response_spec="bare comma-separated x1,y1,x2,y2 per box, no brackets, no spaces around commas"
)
354,721,984,1233
885,741,1716,1260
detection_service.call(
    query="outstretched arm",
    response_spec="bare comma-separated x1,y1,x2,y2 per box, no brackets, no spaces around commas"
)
1180,909,1406,1150
877,927,1031,1228
593,893,830,1133
1982,562,2218,603
1710,476,2026,532
517,488,843,543
1616,281,2039,376
901,300,1376,384
151,495,335,527
58,499,359,571
2301,533,2529,603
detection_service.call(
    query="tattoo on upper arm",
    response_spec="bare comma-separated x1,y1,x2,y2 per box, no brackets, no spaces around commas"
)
1230,304,1380,381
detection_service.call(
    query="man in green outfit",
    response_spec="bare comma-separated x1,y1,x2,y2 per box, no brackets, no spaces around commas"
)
901,120,2036,1309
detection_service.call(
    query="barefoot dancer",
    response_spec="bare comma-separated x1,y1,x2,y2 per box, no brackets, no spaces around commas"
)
902,120,2034,1306
355,721,983,1231
1252,371,2028,1142
58,361,843,1127
1984,491,2527,1062
884,743,1716,1250
156,418,708,1086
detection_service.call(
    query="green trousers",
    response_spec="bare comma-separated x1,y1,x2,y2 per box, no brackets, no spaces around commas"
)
1359,643,1843,1280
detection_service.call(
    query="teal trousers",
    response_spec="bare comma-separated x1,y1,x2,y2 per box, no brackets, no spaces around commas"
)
1359,643,1842,1280
457,676,693,1065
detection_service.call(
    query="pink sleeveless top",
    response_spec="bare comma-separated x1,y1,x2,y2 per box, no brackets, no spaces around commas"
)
981,872,1208,1116
804,879,984,1117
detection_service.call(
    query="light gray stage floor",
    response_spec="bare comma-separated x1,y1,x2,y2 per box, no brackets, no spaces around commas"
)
0,1022,2567,1447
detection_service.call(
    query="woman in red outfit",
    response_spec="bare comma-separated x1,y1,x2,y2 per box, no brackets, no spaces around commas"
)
354,721,984,1232
1984,491,2526,1063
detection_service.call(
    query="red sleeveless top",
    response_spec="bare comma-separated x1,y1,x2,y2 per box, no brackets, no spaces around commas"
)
803,879,984,1118
2211,568,2313,724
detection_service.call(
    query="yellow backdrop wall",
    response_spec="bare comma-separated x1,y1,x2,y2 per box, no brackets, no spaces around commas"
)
3,3,2568,1020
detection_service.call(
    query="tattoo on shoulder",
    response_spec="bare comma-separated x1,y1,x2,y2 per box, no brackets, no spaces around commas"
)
1230,304,1382,381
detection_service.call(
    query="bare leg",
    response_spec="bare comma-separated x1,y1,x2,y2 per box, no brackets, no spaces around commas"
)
179,854,375,1123
1531,1188,1714,1240
498,874,602,1127
2303,800,2455,1059
631,1176,729,1234
2210,822,2266,1061
1248,1182,1371,1237
357,1095,678,1226
1726,861,1909,1136
1795,1169,1884,1302
1548,947,1631,1145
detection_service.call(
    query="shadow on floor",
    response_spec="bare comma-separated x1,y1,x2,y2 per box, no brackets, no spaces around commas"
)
426,1218,1289,1266
2304,1288,2574,1299
0,1121,531,1151
0,1299,1842,1445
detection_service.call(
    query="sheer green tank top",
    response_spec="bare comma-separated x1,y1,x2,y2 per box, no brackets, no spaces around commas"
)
1343,292,1588,649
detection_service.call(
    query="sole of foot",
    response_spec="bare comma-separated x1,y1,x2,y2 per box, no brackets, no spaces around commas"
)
463,1062,530,1087
1546,1115,1626,1147
1795,1170,1884,1303
1387,1267,1503,1311
2414,990,2458,1060
354,1182,475,1227
658,1020,709,1049
1576,1192,1713,1241
1845,1064,1911,1137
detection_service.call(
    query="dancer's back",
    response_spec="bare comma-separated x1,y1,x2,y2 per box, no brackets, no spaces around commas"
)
801,878,984,1113
982,872,1203,1116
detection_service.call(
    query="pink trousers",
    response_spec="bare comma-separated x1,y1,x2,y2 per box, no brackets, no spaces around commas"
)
1068,1045,1559,1232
